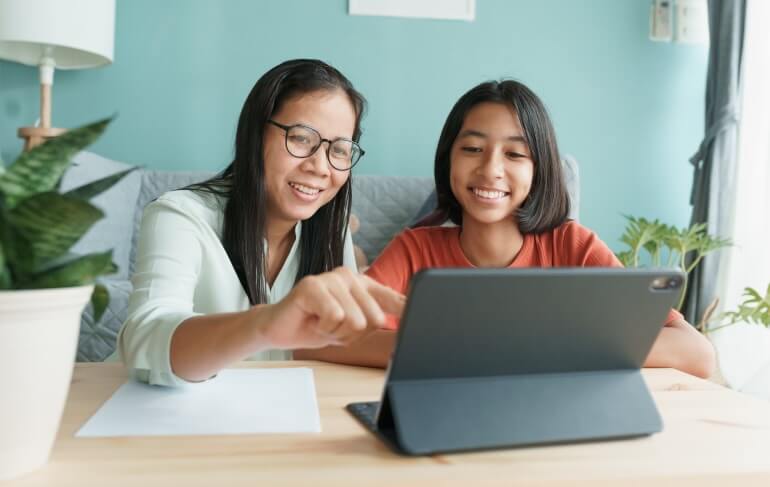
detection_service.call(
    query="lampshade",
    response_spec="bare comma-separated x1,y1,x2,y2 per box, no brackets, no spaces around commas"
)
0,0,115,69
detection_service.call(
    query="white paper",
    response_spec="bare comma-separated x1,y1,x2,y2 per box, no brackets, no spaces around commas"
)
76,368,321,437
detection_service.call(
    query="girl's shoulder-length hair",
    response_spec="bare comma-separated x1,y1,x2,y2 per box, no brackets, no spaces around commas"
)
427,79,570,234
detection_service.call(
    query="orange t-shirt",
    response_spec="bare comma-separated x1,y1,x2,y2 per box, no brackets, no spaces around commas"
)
365,221,683,328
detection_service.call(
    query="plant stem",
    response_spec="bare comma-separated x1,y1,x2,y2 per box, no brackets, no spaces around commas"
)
686,255,703,274
677,273,689,311
666,249,677,268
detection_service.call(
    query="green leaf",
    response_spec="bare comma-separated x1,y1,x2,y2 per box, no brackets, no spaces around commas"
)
17,250,117,289
91,283,109,322
618,215,668,268
615,250,634,267
718,285,770,329
0,213,35,278
0,117,112,208
6,192,103,269
65,167,137,201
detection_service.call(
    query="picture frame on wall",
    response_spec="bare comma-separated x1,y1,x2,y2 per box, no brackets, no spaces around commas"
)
348,0,475,21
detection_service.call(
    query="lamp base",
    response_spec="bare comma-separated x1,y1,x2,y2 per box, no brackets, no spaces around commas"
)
18,126,68,152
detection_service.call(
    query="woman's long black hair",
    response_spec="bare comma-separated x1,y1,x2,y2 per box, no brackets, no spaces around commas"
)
188,59,366,305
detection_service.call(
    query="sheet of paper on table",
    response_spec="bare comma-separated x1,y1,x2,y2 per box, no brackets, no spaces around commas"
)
76,367,321,437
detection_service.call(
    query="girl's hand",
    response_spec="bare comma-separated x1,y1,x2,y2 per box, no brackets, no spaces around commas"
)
258,267,405,349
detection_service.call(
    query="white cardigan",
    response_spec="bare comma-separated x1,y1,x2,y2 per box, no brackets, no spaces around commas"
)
116,190,356,386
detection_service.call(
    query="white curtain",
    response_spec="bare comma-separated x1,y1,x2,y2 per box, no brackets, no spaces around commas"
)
710,0,770,397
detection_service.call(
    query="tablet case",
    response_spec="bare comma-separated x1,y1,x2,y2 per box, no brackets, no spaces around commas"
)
347,268,684,455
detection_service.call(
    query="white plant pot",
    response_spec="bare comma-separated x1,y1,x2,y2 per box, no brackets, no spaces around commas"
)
710,323,770,401
0,285,93,481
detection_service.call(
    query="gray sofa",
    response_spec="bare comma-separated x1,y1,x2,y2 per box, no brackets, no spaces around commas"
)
64,152,579,362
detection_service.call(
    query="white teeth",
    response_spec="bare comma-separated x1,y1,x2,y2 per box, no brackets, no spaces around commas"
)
290,182,321,195
473,188,507,199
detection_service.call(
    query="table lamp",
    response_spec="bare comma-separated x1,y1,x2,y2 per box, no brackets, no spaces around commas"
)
0,0,115,151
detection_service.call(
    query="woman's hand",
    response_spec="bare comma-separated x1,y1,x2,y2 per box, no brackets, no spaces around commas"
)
258,267,405,349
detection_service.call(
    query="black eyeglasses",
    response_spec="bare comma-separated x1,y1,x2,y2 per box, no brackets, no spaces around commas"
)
268,120,364,171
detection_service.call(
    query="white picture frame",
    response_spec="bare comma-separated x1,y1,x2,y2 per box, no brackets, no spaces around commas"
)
348,0,475,21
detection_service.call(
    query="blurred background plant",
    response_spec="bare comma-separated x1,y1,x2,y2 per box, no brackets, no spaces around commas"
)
704,284,770,334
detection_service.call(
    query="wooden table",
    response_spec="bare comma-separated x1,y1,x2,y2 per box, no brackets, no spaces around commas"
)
6,362,770,486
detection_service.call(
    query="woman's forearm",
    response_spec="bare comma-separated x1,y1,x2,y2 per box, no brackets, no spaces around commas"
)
644,319,716,379
170,306,270,382
294,330,396,368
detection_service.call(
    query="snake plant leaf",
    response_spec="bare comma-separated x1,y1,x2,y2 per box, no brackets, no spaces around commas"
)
17,250,116,289
91,283,109,322
0,214,35,277
65,167,137,201
6,192,103,269
0,117,112,209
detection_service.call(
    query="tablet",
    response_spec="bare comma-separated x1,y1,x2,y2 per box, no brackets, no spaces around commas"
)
347,267,684,455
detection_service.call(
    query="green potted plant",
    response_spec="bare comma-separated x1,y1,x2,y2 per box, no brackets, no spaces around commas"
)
0,118,132,480
615,215,731,312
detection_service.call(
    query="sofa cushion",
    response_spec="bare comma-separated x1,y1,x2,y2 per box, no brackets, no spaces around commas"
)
77,279,133,362
351,175,434,262
562,154,580,219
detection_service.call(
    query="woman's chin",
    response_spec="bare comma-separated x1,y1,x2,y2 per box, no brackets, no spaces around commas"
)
277,203,325,222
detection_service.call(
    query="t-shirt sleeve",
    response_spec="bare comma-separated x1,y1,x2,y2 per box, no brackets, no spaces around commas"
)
365,231,417,329
559,222,682,326
365,232,416,295
117,199,205,387
557,221,624,268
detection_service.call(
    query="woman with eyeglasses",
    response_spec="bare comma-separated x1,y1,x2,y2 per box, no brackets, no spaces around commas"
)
117,59,404,386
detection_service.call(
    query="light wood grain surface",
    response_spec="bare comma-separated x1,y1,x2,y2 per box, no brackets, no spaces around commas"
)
6,362,770,487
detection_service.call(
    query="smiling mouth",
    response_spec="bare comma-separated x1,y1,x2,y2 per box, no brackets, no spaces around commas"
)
289,182,323,196
470,187,510,200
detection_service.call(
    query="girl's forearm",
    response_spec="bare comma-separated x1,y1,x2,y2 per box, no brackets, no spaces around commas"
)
644,319,716,379
294,330,396,368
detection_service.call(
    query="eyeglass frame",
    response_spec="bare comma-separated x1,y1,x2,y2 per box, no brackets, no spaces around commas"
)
267,119,365,171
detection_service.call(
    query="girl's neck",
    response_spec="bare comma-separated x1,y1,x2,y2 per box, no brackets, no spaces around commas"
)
458,217,524,268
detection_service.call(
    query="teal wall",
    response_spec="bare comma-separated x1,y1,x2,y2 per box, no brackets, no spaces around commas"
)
0,0,707,250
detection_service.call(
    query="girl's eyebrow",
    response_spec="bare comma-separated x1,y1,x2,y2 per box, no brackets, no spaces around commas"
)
458,129,526,143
